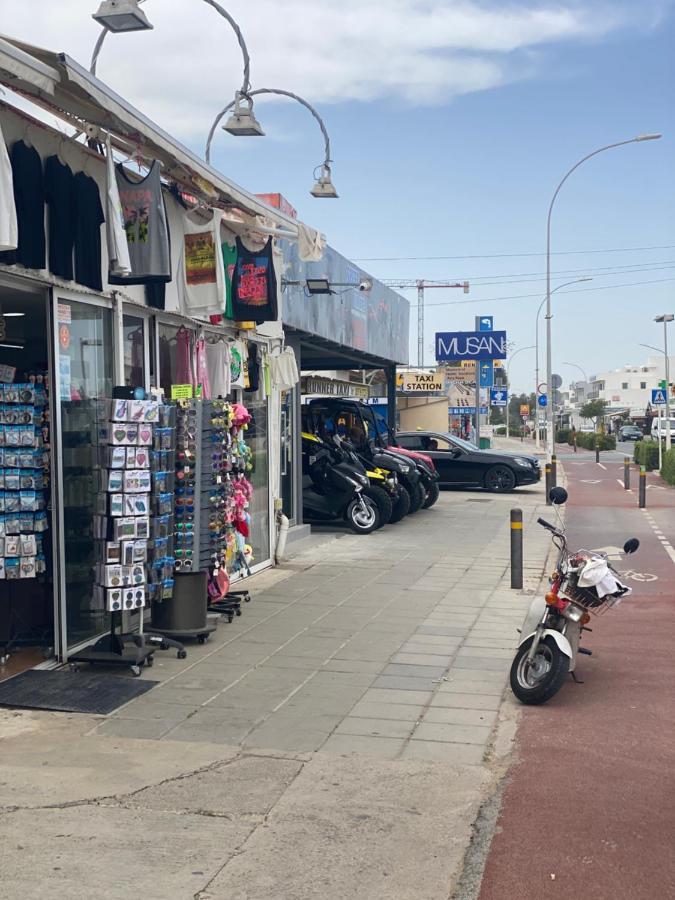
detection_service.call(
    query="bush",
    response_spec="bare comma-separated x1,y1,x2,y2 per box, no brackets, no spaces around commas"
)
573,432,616,451
494,426,506,435
634,439,660,471
556,429,570,444
662,448,675,485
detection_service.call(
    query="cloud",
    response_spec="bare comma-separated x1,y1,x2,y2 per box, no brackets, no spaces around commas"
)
1,0,670,140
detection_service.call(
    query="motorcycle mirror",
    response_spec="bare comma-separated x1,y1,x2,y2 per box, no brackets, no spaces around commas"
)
549,486,568,505
623,538,640,555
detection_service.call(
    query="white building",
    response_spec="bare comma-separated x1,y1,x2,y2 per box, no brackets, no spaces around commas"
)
567,355,675,422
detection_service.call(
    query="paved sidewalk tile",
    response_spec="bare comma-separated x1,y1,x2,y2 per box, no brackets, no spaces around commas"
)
382,663,448,679
422,706,497,727
390,653,454,667
320,734,407,759
372,675,440,692
360,688,433,706
335,717,415,739
402,740,486,765
429,692,502,711
349,701,425,722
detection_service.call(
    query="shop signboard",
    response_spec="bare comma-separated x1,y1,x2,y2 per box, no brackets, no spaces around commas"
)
450,406,488,415
435,330,508,362
301,375,369,399
398,371,445,393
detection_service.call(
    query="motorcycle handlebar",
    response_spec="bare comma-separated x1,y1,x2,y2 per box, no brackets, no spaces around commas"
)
537,517,556,532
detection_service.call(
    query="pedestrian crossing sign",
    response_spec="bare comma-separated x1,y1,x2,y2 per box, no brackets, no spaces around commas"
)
651,389,666,405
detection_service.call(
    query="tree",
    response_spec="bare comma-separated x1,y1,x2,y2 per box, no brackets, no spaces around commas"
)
580,399,608,430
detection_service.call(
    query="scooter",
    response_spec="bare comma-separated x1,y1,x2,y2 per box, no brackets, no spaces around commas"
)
328,434,402,526
301,433,380,534
510,486,639,705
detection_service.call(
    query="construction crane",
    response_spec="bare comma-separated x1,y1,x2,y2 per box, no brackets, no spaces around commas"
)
382,279,469,367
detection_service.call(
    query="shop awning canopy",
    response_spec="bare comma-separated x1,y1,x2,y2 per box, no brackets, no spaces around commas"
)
287,327,398,371
0,33,302,232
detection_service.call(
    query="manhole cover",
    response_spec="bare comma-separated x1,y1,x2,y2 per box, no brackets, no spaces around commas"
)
465,498,493,503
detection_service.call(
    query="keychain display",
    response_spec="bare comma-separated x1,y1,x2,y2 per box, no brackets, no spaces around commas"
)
0,376,50,580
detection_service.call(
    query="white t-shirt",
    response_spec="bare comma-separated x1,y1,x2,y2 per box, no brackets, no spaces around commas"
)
0,123,18,252
179,209,225,317
206,339,231,399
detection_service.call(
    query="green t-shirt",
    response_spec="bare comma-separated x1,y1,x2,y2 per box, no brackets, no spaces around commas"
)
221,241,237,319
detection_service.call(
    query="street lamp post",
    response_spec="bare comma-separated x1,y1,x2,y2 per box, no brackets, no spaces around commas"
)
562,361,589,430
505,345,535,439
535,278,592,450
656,315,674,451
204,88,337,197
544,134,662,463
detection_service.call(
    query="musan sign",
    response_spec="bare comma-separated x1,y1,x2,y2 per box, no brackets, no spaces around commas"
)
399,371,445,392
435,330,507,362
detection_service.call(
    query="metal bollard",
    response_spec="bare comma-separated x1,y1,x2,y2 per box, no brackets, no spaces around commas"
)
595,440,600,464
545,464,552,505
639,467,646,508
551,454,557,488
510,508,523,589
624,457,631,490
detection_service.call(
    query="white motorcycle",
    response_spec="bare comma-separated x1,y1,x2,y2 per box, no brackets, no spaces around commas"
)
510,487,639,705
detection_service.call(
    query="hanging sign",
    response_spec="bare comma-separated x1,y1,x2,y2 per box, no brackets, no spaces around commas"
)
171,384,194,400
59,325,70,350
490,389,508,407
57,303,71,324
398,371,445,392
435,330,508,362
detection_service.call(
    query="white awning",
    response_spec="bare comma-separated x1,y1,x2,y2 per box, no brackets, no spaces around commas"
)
0,37,59,95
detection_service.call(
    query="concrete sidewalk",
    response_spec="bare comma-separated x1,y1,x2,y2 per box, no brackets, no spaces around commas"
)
0,483,553,900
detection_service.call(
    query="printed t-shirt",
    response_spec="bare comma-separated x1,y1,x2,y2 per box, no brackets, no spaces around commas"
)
222,240,237,319
231,237,278,324
180,209,225,317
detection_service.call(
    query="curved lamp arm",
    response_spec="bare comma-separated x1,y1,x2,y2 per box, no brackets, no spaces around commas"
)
205,87,331,169
90,0,252,97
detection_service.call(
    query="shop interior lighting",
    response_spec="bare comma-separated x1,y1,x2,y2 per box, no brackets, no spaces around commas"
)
92,0,153,33
223,94,264,137
2,312,26,317
310,165,338,199
0,342,25,349
305,278,332,295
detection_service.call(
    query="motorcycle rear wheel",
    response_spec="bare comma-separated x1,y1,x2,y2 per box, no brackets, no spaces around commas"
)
389,485,411,523
423,481,440,509
408,482,426,514
510,635,569,705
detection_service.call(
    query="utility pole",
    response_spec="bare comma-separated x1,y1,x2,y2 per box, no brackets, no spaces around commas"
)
383,279,469,367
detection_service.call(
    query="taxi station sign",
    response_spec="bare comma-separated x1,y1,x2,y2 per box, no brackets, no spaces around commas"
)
398,371,445,393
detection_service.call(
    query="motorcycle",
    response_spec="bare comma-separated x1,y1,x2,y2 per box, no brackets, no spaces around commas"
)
510,486,639,705
301,433,381,534
329,434,401,526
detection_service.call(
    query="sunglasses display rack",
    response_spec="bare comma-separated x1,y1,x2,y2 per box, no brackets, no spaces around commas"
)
69,398,161,674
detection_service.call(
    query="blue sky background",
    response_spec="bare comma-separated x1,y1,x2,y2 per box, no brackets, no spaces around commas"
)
6,1,674,393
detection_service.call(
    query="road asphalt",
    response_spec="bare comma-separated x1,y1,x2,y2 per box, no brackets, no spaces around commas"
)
478,447,675,900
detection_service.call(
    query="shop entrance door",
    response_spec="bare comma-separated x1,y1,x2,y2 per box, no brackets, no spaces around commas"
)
280,388,297,523
53,295,114,655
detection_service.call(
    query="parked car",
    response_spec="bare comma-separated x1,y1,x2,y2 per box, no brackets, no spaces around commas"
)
618,424,643,442
396,431,541,492
650,417,675,443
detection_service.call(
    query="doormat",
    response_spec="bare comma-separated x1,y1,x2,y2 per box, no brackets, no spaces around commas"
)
0,669,157,714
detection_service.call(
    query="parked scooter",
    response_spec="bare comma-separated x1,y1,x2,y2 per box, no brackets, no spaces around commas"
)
328,434,401,526
301,433,380,534
510,486,639,704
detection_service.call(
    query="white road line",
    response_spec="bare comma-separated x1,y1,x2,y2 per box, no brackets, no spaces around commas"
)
597,463,607,470
639,510,675,567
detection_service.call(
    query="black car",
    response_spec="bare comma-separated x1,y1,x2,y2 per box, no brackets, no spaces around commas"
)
618,425,643,442
396,431,541,492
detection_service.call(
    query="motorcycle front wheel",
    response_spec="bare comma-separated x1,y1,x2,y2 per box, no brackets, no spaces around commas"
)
389,485,411,523
510,635,569,705
345,495,380,534
423,481,440,509
363,485,393,526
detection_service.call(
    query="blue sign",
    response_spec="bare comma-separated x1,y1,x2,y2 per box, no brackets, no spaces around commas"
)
490,389,508,407
478,316,493,332
449,407,488,415
435,331,508,362
538,394,548,407
651,389,667,405
479,360,494,388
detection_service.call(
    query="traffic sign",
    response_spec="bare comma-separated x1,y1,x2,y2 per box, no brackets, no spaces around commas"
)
449,406,488,415
651,389,667,405
520,404,530,416
538,394,548,407
490,389,508,407
537,383,547,394
478,316,493,332
479,360,494,387
552,374,563,389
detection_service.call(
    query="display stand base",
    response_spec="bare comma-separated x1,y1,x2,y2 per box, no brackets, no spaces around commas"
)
69,632,155,677
209,590,251,622
146,620,217,646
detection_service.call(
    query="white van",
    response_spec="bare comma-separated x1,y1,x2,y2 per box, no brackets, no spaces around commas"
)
650,417,675,442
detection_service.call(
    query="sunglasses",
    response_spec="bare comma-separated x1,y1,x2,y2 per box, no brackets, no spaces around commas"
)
175,486,195,496
176,522,194,531
175,558,193,571
175,548,193,558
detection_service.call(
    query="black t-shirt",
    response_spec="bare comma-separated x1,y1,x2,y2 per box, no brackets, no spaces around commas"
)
244,342,260,392
73,172,105,291
231,237,279,324
44,155,76,280
0,141,45,269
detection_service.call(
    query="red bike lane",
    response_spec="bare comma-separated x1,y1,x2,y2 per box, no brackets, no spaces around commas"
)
478,454,675,900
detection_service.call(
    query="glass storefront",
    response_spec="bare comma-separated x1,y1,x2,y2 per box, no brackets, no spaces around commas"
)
280,389,296,522
56,299,114,649
246,398,271,568
122,314,146,389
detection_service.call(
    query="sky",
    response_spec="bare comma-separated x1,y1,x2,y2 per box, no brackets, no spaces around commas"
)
2,0,674,394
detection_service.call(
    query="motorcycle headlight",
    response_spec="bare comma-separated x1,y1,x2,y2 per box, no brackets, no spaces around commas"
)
399,463,410,473
562,603,584,623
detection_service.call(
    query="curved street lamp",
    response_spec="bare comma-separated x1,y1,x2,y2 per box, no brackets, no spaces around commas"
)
544,133,662,462
505,345,535,439
90,0,252,99
205,88,337,198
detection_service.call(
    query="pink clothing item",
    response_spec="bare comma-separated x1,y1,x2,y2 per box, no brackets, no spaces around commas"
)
175,327,194,386
195,336,211,400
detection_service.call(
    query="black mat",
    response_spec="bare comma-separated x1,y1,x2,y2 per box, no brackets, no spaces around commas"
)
0,669,157,714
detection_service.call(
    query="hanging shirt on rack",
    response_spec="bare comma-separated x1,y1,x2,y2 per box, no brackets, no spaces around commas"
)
74,172,105,291
109,160,171,285
269,347,300,390
206,340,231,399
0,139,43,263
0,123,17,253
230,339,246,389
44,155,76,280
175,326,194,386
222,240,237,319
244,343,260,393
195,335,211,400
105,135,131,278
179,208,225,317
231,236,278,324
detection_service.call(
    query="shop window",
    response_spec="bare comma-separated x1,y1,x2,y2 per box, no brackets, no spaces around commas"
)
246,399,271,567
123,315,145,389
641,382,647,390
